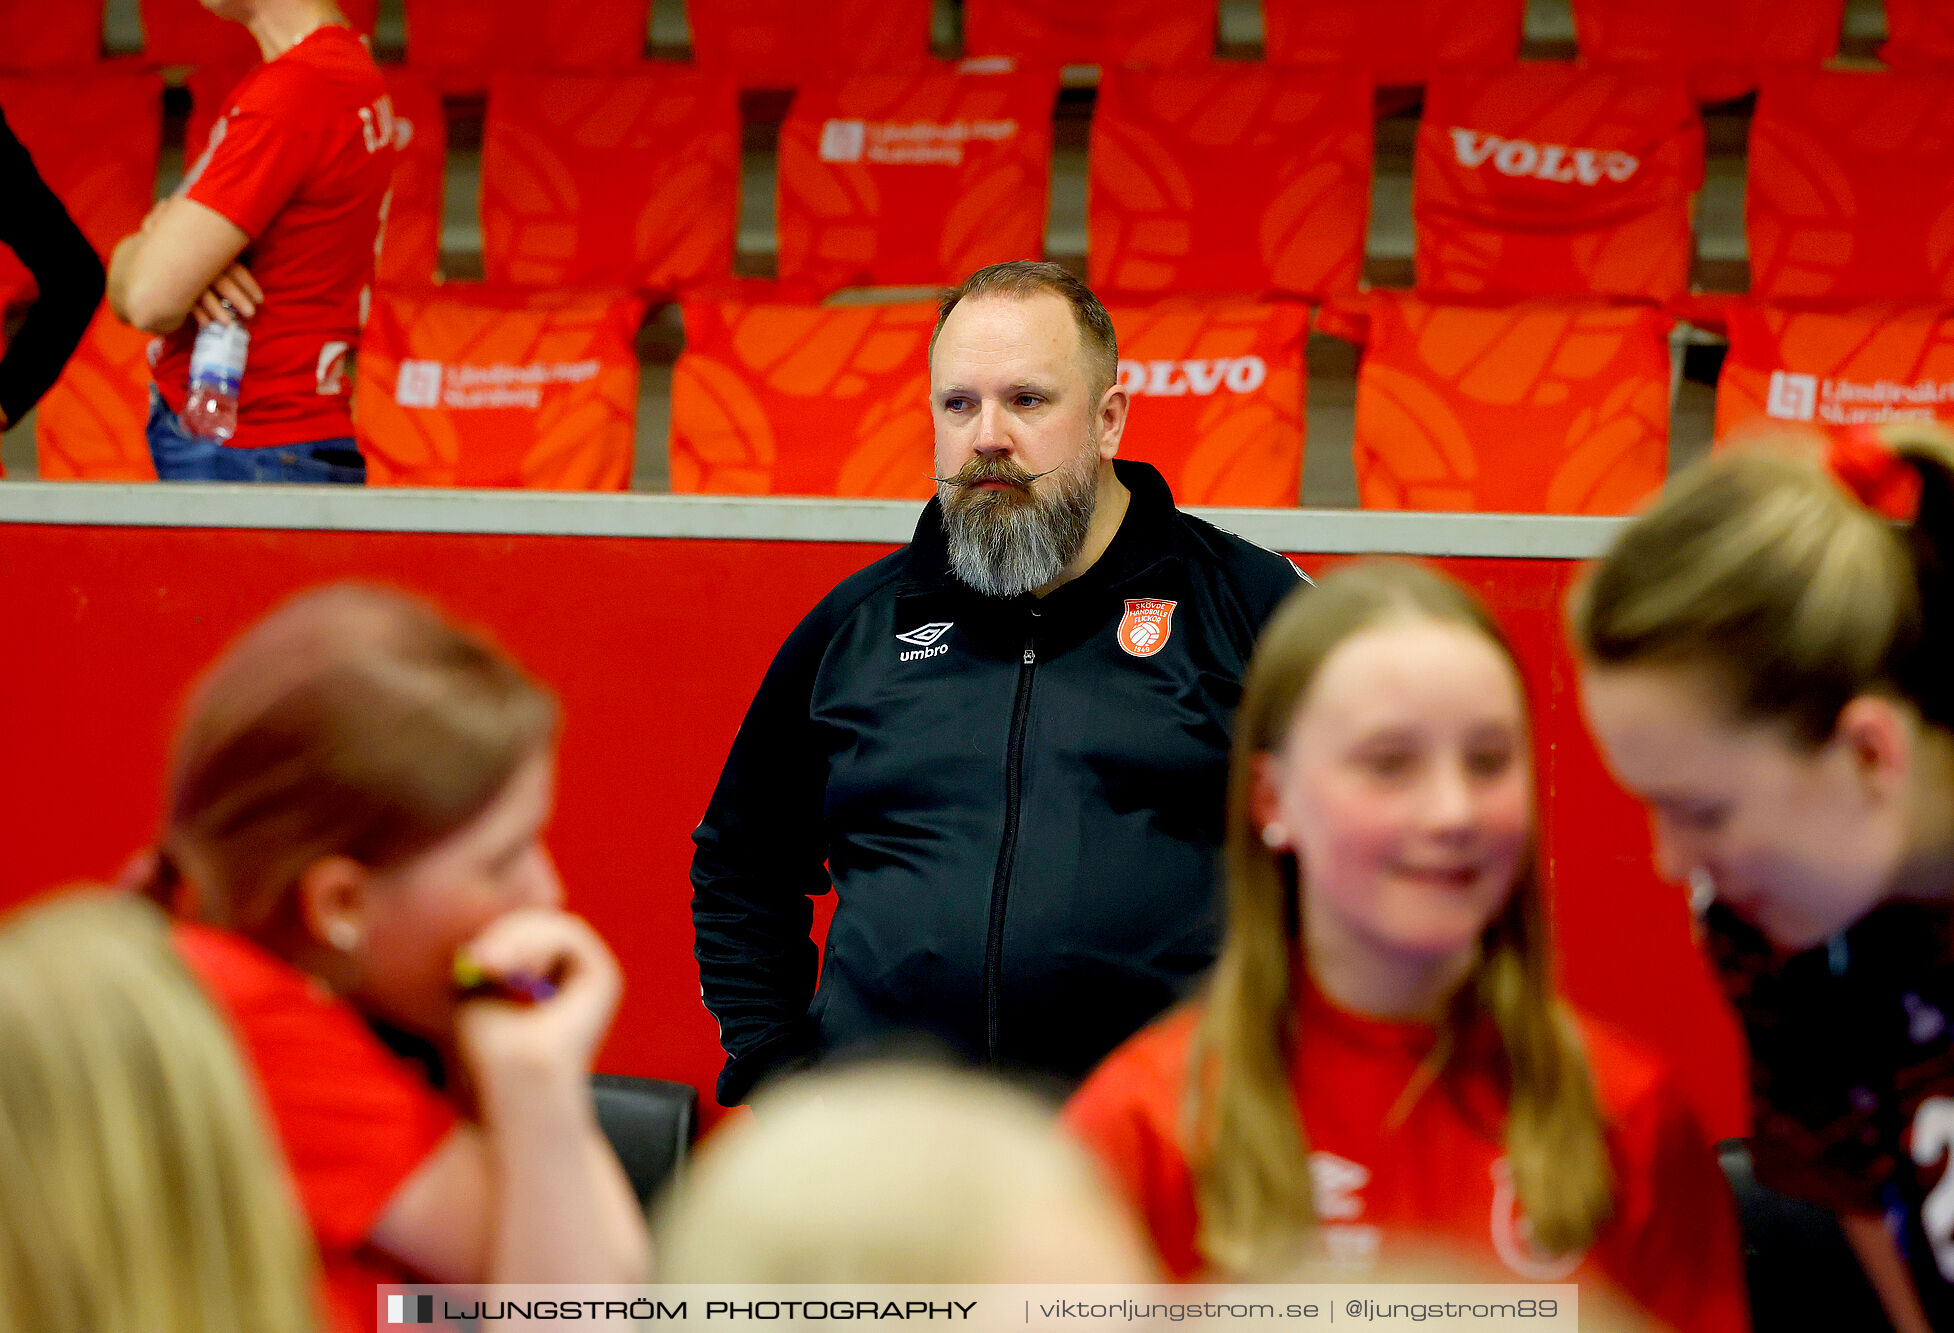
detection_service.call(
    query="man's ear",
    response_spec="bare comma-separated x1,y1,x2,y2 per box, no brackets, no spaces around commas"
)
1834,695,1914,807
1096,382,1129,460
297,854,373,953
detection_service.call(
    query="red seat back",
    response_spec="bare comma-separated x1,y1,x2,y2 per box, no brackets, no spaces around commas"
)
355,285,647,490
1570,0,1841,101
1263,0,1523,87
0,4,102,71
1111,301,1310,505
1088,68,1371,301
481,70,739,295
34,311,158,481
1716,300,1954,438
403,0,648,92
670,299,938,497
1350,291,1671,513
1747,71,1954,304
687,0,933,88
962,0,1214,69
1415,64,1702,303
775,69,1057,296
1882,0,1954,69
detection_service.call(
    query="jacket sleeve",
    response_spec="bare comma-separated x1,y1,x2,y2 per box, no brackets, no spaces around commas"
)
690,598,843,1106
0,109,105,428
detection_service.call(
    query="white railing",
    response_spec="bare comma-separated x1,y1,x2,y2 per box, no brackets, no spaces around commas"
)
0,483,1625,560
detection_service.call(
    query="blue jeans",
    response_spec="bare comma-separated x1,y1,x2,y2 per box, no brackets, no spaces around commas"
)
146,388,366,484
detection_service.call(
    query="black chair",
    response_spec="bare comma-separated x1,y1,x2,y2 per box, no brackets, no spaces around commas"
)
591,1074,698,1210
1716,1139,1892,1331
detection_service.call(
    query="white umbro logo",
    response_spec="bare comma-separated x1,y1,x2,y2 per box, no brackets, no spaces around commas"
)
897,622,953,662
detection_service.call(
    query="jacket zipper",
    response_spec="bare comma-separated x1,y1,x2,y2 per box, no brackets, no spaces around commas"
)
984,636,1037,1061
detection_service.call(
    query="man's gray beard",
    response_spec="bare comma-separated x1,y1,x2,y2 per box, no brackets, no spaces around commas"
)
939,452,1099,600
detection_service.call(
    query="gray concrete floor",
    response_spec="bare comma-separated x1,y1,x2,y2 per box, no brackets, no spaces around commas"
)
1,0,1893,498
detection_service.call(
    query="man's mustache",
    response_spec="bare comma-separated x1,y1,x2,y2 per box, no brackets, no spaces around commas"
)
930,457,1061,487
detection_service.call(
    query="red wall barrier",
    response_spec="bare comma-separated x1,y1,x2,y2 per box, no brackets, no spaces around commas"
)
0,524,1744,1137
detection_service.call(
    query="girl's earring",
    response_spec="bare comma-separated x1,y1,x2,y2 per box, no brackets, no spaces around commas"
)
325,920,360,952
1260,823,1289,851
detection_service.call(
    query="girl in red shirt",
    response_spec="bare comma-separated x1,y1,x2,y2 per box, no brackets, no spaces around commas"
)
1065,561,1746,1332
137,584,648,1333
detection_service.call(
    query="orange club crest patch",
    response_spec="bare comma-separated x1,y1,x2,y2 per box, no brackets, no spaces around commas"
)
1117,599,1177,658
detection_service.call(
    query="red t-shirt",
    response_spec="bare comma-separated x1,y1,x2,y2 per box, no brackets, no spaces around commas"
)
172,923,458,1333
1065,992,1749,1333
152,26,395,449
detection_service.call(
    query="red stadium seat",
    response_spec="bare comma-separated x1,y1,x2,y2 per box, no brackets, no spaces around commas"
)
1747,71,1954,304
1414,64,1702,304
0,4,102,70
775,68,1057,297
480,70,739,296
1715,300,1954,438
672,299,937,496
963,0,1213,70
670,297,1306,505
33,310,158,481
1346,291,1671,513
686,0,934,89
355,284,647,490
1569,0,1842,102
1110,301,1310,505
670,299,939,497
1262,0,1523,88
0,69,161,309
402,0,648,92
141,0,377,68
1088,67,1371,301
1883,0,1954,69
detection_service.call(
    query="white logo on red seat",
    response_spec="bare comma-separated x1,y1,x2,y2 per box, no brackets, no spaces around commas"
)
1766,371,1818,422
395,359,443,408
1448,128,1639,184
819,119,866,162
1116,358,1266,397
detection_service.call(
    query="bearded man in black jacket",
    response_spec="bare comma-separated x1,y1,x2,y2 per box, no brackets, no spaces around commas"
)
691,261,1305,1105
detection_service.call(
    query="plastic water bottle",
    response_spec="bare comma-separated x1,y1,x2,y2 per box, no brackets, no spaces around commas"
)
184,318,249,441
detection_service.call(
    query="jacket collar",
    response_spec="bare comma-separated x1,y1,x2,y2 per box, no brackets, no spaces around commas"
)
898,459,1178,605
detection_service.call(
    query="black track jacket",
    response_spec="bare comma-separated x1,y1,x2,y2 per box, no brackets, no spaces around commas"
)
691,461,1305,1105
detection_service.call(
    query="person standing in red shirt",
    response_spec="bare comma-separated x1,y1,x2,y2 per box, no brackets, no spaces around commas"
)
107,0,393,483
1065,561,1748,1333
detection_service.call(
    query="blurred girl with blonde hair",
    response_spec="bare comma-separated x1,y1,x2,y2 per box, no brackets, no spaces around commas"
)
0,890,321,1333
656,1062,1157,1283
1067,561,1744,1331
